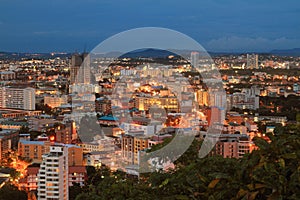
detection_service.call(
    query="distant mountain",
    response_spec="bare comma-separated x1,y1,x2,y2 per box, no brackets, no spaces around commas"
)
119,48,269,58
270,48,300,56
1,48,300,60
91,49,240,58
119,48,227,58
119,48,176,58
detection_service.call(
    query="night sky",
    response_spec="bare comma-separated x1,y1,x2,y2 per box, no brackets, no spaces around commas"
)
0,0,299,53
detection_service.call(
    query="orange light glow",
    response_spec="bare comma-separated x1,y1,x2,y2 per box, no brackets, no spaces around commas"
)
50,135,55,142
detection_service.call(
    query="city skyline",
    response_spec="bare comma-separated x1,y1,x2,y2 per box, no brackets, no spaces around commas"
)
0,1,300,199
0,49,299,199
0,0,300,53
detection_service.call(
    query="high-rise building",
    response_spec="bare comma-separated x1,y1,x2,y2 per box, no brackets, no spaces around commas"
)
70,53,91,85
121,134,134,165
0,87,35,110
70,54,81,85
121,134,149,165
0,129,19,161
196,90,209,106
20,165,87,192
37,145,69,200
190,52,199,68
246,54,258,69
209,91,227,110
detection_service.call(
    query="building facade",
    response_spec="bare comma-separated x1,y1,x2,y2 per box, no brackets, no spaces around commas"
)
18,140,51,163
213,134,255,159
70,53,91,85
247,54,259,69
0,87,35,110
121,134,149,165
44,95,68,108
0,129,19,162
37,145,69,200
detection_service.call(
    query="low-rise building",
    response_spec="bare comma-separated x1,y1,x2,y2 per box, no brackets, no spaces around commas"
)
212,134,255,159
18,140,51,163
44,95,68,108
0,121,28,130
18,140,83,165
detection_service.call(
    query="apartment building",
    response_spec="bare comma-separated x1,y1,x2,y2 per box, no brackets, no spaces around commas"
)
0,87,35,110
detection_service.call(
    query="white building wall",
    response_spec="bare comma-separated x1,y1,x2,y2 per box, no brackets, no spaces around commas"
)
37,145,69,200
0,87,35,110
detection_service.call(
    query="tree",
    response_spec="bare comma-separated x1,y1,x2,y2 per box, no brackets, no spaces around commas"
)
35,103,54,115
237,126,300,199
19,126,29,134
69,183,83,200
9,168,20,180
296,113,300,124
0,184,27,200
73,125,300,200
29,131,43,140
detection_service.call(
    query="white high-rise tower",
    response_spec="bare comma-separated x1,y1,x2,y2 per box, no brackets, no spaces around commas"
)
37,145,69,200
191,52,199,68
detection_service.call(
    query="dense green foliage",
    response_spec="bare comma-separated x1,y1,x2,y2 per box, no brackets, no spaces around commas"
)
73,125,300,200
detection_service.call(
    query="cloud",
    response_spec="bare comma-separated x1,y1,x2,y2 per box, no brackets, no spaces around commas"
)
205,36,300,52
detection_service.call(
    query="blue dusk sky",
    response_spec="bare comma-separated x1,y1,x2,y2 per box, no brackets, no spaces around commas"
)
0,0,299,53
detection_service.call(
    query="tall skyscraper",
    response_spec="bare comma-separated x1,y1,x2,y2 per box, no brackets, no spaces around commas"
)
0,87,35,110
70,53,91,85
196,89,209,106
70,54,81,85
37,145,69,200
190,52,199,68
209,91,227,110
246,54,258,69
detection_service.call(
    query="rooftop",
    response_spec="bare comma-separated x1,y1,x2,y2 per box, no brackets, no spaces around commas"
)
0,121,28,126
69,166,87,173
99,115,119,121
19,140,46,145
